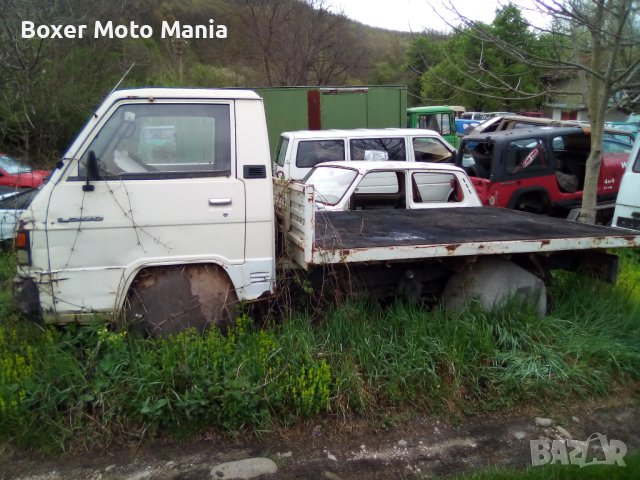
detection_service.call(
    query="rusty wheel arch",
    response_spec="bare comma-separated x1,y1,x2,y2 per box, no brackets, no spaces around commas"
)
122,263,238,336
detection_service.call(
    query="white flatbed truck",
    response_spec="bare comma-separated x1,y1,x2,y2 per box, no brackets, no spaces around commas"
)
12,89,640,335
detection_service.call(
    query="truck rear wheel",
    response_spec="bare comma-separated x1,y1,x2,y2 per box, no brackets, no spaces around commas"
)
124,264,238,337
442,258,547,317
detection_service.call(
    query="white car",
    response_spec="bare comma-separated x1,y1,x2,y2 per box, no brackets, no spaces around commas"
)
0,188,38,243
460,112,489,121
273,128,456,180
302,160,481,211
612,137,640,231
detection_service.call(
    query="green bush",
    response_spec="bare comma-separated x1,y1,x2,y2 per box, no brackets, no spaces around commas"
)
0,313,332,450
1,251,639,451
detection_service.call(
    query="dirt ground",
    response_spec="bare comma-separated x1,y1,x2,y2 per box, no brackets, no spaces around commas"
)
1,391,638,480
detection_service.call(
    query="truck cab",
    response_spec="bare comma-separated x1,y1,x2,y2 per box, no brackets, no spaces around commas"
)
455,127,630,220
406,106,459,148
14,88,275,334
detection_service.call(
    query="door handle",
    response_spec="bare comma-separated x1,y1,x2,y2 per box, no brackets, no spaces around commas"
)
209,198,232,206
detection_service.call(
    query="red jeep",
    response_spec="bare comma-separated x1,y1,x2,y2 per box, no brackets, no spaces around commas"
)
454,127,631,221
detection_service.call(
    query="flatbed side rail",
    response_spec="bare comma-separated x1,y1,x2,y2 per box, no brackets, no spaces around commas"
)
310,236,640,265
273,179,315,268
309,207,640,266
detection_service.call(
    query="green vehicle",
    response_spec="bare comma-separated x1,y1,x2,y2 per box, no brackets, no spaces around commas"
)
407,106,460,148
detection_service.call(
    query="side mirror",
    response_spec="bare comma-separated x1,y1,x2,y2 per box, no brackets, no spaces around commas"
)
83,151,101,191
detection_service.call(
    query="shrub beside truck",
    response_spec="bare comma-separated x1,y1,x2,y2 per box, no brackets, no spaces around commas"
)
12,88,640,335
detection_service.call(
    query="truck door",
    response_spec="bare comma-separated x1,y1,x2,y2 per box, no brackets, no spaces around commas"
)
43,101,245,314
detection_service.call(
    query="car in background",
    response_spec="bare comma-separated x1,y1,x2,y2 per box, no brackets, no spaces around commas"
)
460,112,488,120
603,137,634,154
0,154,49,188
469,115,637,144
612,137,640,231
605,122,639,135
485,111,517,118
274,128,456,180
301,161,481,211
0,188,39,243
455,118,483,135
455,126,627,223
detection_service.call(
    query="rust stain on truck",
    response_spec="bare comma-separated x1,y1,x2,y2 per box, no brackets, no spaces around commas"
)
446,244,461,255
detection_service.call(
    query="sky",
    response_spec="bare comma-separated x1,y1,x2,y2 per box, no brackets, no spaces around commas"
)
326,0,549,32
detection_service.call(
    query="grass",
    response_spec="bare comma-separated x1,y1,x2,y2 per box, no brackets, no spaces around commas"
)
0,249,639,451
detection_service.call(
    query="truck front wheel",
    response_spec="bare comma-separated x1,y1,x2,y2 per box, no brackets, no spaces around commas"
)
124,264,238,336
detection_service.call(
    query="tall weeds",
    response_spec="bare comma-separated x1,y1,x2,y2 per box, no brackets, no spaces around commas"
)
1,250,639,451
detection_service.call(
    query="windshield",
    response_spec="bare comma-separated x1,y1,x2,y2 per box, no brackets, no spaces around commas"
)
459,139,494,178
0,155,31,175
78,103,231,178
413,137,453,162
303,166,358,206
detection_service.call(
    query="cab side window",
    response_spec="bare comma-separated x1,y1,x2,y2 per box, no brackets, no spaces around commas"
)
296,140,345,168
505,138,548,175
418,114,451,135
413,137,454,162
411,172,457,203
275,137,289,167
350,138,405,160
77,103,231,179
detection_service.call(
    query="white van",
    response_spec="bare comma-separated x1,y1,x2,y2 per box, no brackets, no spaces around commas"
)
612,137,640,231
273,128,456,180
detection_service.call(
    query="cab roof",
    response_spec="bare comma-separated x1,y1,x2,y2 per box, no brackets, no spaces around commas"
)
105,88,262,103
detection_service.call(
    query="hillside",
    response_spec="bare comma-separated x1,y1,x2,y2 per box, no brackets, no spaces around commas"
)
0,0,428,163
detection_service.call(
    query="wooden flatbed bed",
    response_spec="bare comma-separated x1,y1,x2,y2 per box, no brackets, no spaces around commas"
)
276,182,640,269
315,207,634,249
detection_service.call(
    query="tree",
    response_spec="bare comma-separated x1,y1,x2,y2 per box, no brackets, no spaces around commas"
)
426,0,640,224
415,6,544,111
404,32,448,103
239,0,365,85
0,0,133,163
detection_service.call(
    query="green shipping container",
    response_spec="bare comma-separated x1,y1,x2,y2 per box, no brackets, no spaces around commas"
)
252,86,407,158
